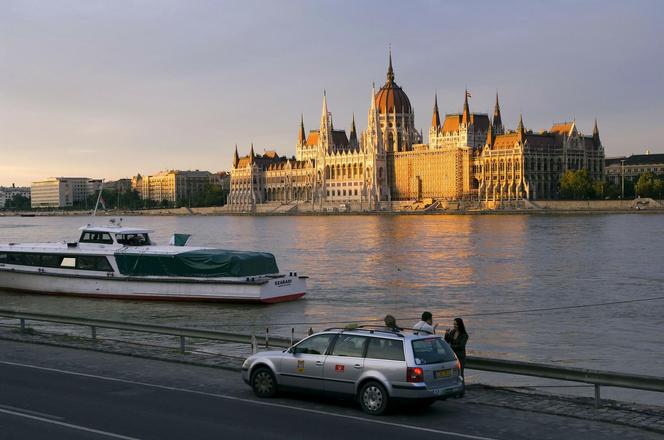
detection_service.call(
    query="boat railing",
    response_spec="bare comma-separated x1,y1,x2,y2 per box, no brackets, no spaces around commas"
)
1,308,664,409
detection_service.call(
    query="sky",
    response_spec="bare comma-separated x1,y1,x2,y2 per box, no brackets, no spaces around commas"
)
1,0,663,186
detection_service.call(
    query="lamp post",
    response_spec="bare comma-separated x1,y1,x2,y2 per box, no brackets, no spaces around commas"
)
621,159,625,200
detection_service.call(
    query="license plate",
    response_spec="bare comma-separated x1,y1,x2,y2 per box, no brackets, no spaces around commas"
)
434,369,452,379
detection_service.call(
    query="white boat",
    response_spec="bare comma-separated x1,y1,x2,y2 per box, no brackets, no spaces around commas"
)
0,222,307,303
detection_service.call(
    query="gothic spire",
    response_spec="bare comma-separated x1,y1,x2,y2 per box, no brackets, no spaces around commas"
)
517,114,525,139
493,92,503,132
486,120,494,147
298,114,306,145
249,143,255,164
349,113,358,145
592,118,600,146
462,89,470,125
431,93,441,129
387,48,395,83
233,144,239,168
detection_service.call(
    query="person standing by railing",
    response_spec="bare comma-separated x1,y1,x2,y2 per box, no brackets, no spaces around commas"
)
445,318,469,377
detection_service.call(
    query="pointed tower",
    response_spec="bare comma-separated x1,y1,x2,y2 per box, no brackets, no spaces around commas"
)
233,144,239,169
349,113,358,148
249,143,255,165
493,93,504,135
431,93,441,130
592,118,601,147
366,82,383,153
298,114,306,145
462,89,470,126
319,91,333,153
517,114,525,140
486,120,494,148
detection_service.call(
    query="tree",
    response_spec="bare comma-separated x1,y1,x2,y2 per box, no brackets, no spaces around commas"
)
559,170,595,200
4,194,31,210
635,172,663,198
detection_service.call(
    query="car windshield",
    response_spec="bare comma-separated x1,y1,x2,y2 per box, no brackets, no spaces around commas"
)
411,338,456,365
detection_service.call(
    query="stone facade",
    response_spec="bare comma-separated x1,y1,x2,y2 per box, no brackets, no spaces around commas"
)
228,53,605,210
605,153,664,185
131,170,212,205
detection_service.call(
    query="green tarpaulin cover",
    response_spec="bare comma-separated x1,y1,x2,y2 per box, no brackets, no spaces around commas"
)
115,249,279,278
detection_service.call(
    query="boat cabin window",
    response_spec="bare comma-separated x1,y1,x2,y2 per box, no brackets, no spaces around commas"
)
79,231,114,245
116,233,151,246
0,252,113,272
61,257,76,268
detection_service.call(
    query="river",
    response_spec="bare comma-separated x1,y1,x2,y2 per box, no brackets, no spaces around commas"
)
1,214,663,404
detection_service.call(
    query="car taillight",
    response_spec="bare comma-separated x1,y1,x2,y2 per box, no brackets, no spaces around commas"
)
456,360,461,370
407,367,424,383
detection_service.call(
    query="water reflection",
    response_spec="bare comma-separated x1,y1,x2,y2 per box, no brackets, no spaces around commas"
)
1,214,663,384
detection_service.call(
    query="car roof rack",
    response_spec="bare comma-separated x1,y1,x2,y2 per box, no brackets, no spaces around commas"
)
323,326,405,338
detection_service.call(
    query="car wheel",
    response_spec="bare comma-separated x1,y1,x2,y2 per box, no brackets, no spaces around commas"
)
358,381,389,415
251,367,277,398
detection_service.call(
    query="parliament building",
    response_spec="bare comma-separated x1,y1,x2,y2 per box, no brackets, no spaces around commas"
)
228,53,605,210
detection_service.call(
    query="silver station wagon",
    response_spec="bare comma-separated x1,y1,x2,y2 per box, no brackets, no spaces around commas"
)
241,327,464,415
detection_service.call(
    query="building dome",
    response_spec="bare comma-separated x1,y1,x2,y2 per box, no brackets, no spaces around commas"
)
374,53,412,115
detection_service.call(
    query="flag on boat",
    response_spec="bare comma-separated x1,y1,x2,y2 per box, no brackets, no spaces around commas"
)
99,197,107,210
169,233,192,246
466,91,472,98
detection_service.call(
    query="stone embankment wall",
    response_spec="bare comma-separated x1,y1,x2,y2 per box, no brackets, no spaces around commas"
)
531,198,663,210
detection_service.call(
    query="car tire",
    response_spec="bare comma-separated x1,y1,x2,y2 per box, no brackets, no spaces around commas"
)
358,381,389,416
251,367,278,398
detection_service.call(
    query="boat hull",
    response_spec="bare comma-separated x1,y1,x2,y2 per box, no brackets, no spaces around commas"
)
0,269,306,303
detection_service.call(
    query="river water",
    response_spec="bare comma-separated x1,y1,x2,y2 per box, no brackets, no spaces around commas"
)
1,214,663,404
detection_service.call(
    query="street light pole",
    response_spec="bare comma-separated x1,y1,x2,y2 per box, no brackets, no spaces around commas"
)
621,159,625,199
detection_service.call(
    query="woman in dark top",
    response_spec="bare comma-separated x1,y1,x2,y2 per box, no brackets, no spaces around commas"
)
444,318,469,377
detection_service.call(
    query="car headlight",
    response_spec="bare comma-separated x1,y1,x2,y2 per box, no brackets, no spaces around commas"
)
242,358,250,369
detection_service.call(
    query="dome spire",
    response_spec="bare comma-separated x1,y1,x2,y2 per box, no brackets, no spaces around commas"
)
431,93,441,129
592,118,600,146
233,144,239,168
387,47,395,83
249,143,255,164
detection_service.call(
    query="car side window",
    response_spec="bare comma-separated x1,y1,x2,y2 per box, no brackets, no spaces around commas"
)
366,338,405,361
330,335,368,357
294,334,335,355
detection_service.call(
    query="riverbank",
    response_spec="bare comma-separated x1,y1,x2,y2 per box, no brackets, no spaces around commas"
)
2,198,663,217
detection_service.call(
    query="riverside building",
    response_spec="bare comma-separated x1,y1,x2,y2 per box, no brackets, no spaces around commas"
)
0,185,31,208
30,177,100,208
605,152,664,185
131,170,213,205
229,53,605,210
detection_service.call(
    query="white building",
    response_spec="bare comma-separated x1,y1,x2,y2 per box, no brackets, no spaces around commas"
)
0,185,31,208
31,177,98,208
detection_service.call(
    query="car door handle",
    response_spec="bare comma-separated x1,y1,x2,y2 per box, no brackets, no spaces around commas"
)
315,361,324,366
353,364,362,369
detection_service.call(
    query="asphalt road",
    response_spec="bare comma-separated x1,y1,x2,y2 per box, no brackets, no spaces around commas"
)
0,340,659,440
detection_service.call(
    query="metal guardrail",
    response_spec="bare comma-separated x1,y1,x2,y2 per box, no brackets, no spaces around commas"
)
466,356,664,407
0,309,292,354
1,308,663,408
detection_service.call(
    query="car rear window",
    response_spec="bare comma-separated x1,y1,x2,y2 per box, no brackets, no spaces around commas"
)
411,338,456,365
366,338,405,361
